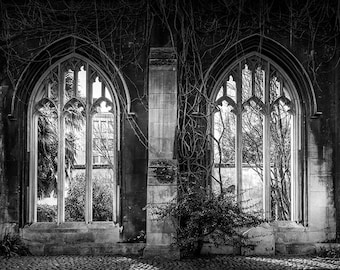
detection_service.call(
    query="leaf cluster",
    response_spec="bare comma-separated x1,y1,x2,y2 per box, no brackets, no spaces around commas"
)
0,232,30,258
159,188,263,257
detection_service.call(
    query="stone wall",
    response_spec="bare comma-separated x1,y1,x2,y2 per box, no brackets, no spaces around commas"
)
21,222,144,255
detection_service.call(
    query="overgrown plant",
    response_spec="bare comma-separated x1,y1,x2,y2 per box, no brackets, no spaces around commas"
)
316,246,340,258
0,232,30,258
65,173,114,221
37,204,57,222
158,180,263,257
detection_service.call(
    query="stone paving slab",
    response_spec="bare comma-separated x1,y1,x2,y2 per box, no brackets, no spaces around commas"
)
0,255,340,270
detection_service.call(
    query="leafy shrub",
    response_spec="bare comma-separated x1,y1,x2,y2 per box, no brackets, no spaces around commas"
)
92,180,114,221
37,204,57,222
317,246,340,258
65,173,113,221
0,232,30,257
159,188,263,257
65,174,86,221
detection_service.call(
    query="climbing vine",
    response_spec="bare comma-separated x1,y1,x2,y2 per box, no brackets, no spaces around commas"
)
154,0,340,192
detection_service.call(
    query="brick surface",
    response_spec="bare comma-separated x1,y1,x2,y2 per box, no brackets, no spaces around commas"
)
0,255,340,270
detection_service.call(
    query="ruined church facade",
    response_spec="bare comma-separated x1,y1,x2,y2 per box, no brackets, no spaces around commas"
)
0,0,339,256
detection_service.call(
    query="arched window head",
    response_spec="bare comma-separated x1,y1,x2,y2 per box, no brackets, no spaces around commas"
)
28,55,120,224
212,53,301,221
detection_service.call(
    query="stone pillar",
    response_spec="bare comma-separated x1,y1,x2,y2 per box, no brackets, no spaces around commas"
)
0,85,10,237
143,47,179,258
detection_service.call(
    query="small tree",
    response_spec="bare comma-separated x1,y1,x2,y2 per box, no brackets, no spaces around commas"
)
159,178,263,257
37,102,84,199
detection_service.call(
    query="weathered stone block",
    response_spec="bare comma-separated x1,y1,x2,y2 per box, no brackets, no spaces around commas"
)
149,138,175,159
309,176,332,192
309,158,332,175
304,231,330,242
147,216,174,234
286,243,316,255
146,232,174,246
309,191,329,207
308,206,329,228
274,222,308,244
149,109,177,125
149,71,177,94
62,232,94,243
149,122,176,139
21,222,121,255
149,93,177,109
275,243,287,254
241,224,275,256
147,185,177,203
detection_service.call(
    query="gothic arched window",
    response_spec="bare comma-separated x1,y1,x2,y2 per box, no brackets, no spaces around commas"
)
28,55,120,224
212,53,301,221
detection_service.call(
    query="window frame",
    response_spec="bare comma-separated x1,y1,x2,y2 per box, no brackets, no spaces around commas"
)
27,53,121,224
210,52,302,222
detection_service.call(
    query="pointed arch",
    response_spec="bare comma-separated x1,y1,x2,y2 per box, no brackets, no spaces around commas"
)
209,41,309,222
205,34,319,117
11,35,132,118
14,36,129,225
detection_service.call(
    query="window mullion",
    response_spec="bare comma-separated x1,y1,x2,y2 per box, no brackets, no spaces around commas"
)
115,112,121,223
291,114,299,221
57,64,65,224
74,67,78,97
236,63,243,205
111,114,118,223
263,62,271,220
251,64,255,96
30,114,38,223
85,64,93,223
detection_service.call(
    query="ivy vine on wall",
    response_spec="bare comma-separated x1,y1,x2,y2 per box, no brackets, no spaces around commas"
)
150,159,177,184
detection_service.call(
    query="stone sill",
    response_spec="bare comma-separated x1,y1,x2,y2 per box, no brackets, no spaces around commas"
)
21,222,122,245
27,242,146,256
271,221,306,232
23,221,120,232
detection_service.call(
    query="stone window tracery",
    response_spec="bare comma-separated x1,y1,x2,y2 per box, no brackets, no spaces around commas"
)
29,55,119,224
212,53,301,221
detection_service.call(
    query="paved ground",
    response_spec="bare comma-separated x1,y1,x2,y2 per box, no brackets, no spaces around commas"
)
1,255,340,270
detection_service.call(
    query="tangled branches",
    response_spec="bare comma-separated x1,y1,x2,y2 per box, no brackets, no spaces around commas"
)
1,0,339,185
152,0,340,192
0,0,148,88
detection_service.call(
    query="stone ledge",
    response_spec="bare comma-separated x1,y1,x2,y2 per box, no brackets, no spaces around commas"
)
21,222,122,254
241,224,275,256
27,242,146,256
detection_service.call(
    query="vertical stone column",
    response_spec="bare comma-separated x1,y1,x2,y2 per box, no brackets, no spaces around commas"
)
144,48,179,258
0,85,9,237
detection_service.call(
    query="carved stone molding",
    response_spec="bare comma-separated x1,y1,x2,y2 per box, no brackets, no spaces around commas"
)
149,47,177,66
